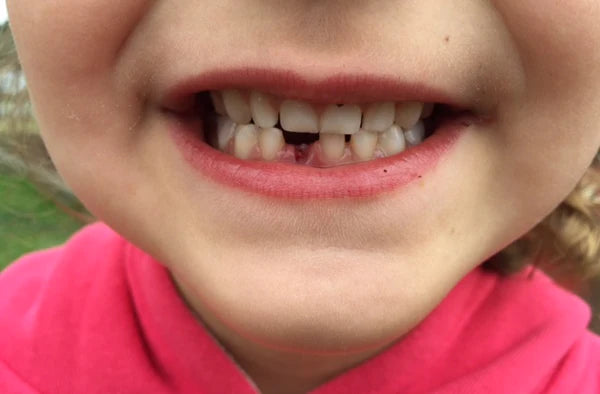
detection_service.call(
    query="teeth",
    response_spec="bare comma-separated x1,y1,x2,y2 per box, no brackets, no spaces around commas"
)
234,124,259,160
210,91,227,116
280,100,319,133
211,90,438,164
250,91,278,128
378,125,406,156
258,127,285,161
320,104,362,135
222,89,252,124
351,130,378,160
320,133,346,161
216,116,237,151
395,102,424,129
421,103,435,119
362,102,395,132
404,121,425,146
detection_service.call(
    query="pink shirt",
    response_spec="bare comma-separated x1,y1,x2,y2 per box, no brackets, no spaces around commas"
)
1,223,599,393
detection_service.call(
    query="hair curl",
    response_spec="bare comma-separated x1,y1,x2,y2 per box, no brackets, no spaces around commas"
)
484,158,600,279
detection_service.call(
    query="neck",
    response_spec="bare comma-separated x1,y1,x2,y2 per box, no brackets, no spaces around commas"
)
210,320,386,394
172,274,389,394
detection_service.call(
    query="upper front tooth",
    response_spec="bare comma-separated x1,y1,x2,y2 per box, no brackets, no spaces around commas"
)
280,100,319,133
250,91,278,128
378,125,406,156
362,102,395,132
404,121,425,146
210,91,227,116
234,124,259,160
222,89,252,124
320,104,362,135
395,102,424,129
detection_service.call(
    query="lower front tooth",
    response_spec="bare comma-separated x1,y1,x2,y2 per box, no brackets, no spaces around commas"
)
258,127,285,161
234,124,259,160
378,125,406,156
404,121,425,146
217,116,237,151
351,130,378,160
320,133,346,161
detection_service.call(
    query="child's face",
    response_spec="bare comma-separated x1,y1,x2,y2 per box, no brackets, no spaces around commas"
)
8,0,600,358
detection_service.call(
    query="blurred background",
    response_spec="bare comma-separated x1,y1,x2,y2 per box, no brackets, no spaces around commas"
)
0,1,599,333
0,5,91,271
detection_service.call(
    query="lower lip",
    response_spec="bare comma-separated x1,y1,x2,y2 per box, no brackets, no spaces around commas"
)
170,118,467,199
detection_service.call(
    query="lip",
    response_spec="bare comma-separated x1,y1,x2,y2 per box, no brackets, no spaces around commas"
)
163,67,477,199
170,115,470,199
161,67,467,113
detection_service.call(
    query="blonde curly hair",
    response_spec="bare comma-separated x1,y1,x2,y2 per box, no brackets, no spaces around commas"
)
2,23,600,281
484,159,600,280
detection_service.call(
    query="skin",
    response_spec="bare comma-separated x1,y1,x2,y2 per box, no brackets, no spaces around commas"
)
7,1,600,393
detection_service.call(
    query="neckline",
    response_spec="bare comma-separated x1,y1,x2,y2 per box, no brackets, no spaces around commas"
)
123,236,591,393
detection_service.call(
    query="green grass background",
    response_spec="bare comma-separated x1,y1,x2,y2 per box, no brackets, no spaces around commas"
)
0,173,83,270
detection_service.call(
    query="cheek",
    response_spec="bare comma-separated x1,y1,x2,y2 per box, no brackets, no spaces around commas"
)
493,0,600,175
493,1,600,55
6,0,160,229
493,1,600,97
7,0,152,78
6,0,154,148
6,0,154,171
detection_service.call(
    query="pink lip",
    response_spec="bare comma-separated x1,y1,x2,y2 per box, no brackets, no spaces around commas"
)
161,67,465,113
163,68,473,199
171,119,466,199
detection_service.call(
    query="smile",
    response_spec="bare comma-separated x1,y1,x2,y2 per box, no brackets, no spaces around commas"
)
164,68,481,199
205,89,441,166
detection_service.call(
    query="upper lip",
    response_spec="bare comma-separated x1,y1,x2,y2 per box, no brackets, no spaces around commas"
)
160,67,476,114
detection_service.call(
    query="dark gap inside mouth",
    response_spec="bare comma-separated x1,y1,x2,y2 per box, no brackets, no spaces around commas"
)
196,91,461,149
282,131,320,145
423,104,455,138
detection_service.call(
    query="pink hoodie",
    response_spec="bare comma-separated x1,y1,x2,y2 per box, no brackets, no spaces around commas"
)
1,223,599,393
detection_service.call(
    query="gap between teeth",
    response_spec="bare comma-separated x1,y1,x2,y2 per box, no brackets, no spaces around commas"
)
210,89,434,165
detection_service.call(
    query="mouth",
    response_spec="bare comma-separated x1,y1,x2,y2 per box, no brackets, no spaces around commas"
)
163,68,482,199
